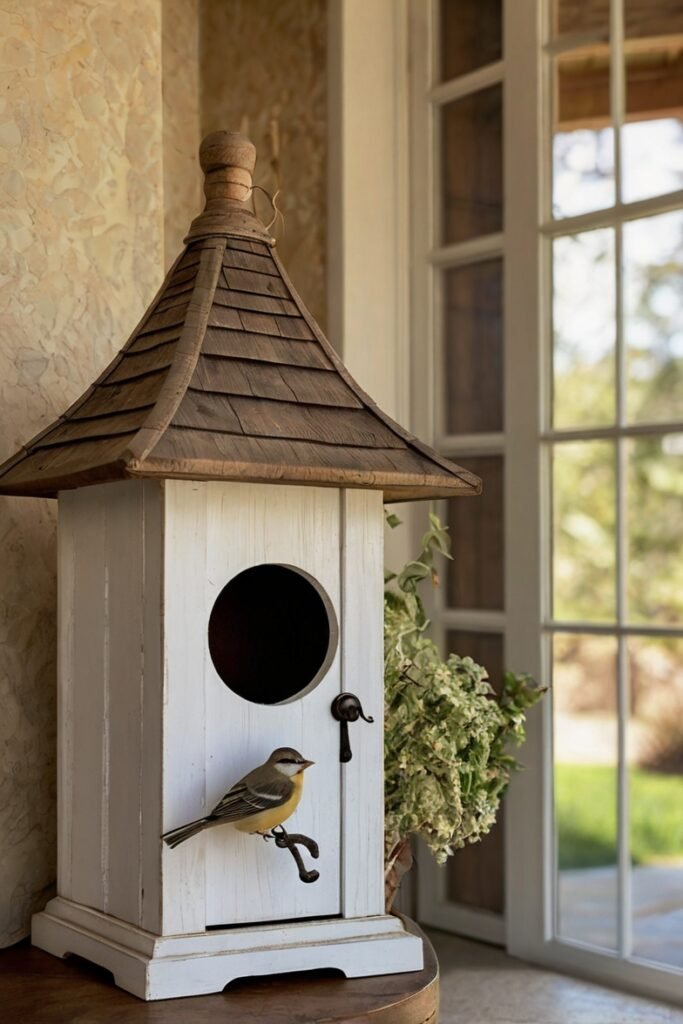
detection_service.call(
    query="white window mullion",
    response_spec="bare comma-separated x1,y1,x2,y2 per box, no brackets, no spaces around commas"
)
429,60,504,105
439,433,504,457
504,0,547,959
541,189,683,235
430,232,505,268
611,0,631,963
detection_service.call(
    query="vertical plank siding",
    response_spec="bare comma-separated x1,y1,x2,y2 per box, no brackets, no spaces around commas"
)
105,482,145,923
161,480,208,935
340,490,386,918
63,487,107,912
59,481,164,928
203,481,342,927
56,492,76,901
58,479,386,934
140,481,164,934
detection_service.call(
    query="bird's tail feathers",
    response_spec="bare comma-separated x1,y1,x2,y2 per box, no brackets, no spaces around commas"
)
162,816,210,849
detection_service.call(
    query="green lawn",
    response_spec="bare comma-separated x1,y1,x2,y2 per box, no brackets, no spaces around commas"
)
555,763,683,870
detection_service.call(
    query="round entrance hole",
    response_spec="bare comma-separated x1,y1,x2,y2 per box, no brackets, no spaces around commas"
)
208,564,338,704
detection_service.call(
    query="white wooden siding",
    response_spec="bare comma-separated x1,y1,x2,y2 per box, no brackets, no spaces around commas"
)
58,478,386,936
201,481,342,926
105,481,145,924
140,482,164,934
58,481,164,928
161,481,208,935
340,488,385,917
61,486,107,912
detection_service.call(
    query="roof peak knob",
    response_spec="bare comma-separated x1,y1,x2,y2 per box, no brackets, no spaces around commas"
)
199,130,256,205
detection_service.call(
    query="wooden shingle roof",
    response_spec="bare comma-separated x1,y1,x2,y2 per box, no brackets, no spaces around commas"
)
0,132,481,502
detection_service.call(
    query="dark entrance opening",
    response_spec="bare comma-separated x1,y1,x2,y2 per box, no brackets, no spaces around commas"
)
208,564,337,704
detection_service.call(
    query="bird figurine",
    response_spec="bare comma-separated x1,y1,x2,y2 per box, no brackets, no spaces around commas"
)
162,747,315,849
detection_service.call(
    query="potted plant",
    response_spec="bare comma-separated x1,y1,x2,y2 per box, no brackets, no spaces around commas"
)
383,512,545,911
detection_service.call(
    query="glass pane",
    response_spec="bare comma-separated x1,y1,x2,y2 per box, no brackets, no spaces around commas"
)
625,0,683,39
447,456,504,611
624,212,683,424
441,86,503,245
623,48,683,204
554,633,619,950
551,0,608,39
444,260,503,434
628,636,683,968
627,434,683,626
446,631,504,913
553,441,616,622
552,51,615,218
440,0,502,82
553,229,616,428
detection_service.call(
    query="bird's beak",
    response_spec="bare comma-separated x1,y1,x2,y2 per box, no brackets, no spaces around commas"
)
302,759,315,769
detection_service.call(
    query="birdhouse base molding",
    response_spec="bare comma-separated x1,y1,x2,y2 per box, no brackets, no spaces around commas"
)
32,898,424,1001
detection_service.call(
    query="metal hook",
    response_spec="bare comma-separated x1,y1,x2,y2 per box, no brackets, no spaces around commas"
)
331,692,375,762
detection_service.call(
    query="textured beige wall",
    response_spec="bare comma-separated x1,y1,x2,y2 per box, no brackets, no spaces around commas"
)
162,0,201,267
0,0,328,947
200,0,327,329
0,0,164,947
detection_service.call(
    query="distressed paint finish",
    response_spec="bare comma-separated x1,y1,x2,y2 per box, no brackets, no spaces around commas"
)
0,0,165,946
57,482,164,927
201,482,342,926
200,0,328,330
341,489,386,918
33,475,425,993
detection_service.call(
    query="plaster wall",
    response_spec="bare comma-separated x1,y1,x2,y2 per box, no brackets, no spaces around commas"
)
200,0,328,330
0,0,327,947
0,0,166,947
162,0,202,267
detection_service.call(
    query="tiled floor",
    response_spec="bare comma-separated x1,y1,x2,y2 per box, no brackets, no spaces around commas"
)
430,929,683,1024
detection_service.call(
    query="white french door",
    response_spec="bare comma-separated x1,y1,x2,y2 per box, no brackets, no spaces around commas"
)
507,0,683,1005
412,0,683,1003
410,0,508,945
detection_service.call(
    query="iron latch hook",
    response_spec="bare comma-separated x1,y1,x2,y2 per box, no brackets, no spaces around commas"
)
331,692,374,763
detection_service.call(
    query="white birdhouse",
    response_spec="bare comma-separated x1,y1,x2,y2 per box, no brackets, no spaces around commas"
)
0,132,481,1000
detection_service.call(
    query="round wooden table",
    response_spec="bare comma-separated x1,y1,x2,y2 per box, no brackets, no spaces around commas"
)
0,919,438,1023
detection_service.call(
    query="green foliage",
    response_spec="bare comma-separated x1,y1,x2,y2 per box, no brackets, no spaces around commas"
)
383,511,545,865
556,763,683,869
552,220,683,625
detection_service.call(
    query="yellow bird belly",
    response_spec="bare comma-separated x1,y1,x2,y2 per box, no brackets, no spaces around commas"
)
232,774,304,834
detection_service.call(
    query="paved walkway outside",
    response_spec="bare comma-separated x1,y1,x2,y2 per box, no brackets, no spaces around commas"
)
558,864,683,967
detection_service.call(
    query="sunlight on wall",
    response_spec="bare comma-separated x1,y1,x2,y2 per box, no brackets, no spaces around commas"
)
0,0,164,947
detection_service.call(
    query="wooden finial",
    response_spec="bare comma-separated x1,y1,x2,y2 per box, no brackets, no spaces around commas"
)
199,131,256,205
184,130,274,244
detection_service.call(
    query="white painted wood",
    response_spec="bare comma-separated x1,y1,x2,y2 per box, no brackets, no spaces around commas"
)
38,897,409,957
408,0,511,941
327,0,418,576
327,0,411,428
341,489,385,918
541,188,683,235
59,481,165,928
202,481,342,926
140,480,164,933
161,480,208,935
429,232,504,267
503,0,683,1004
502,0,548,964
428,60,504,105
63,486,108,913
105,481,144,924
33,898,424,1001
56,491,75,901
